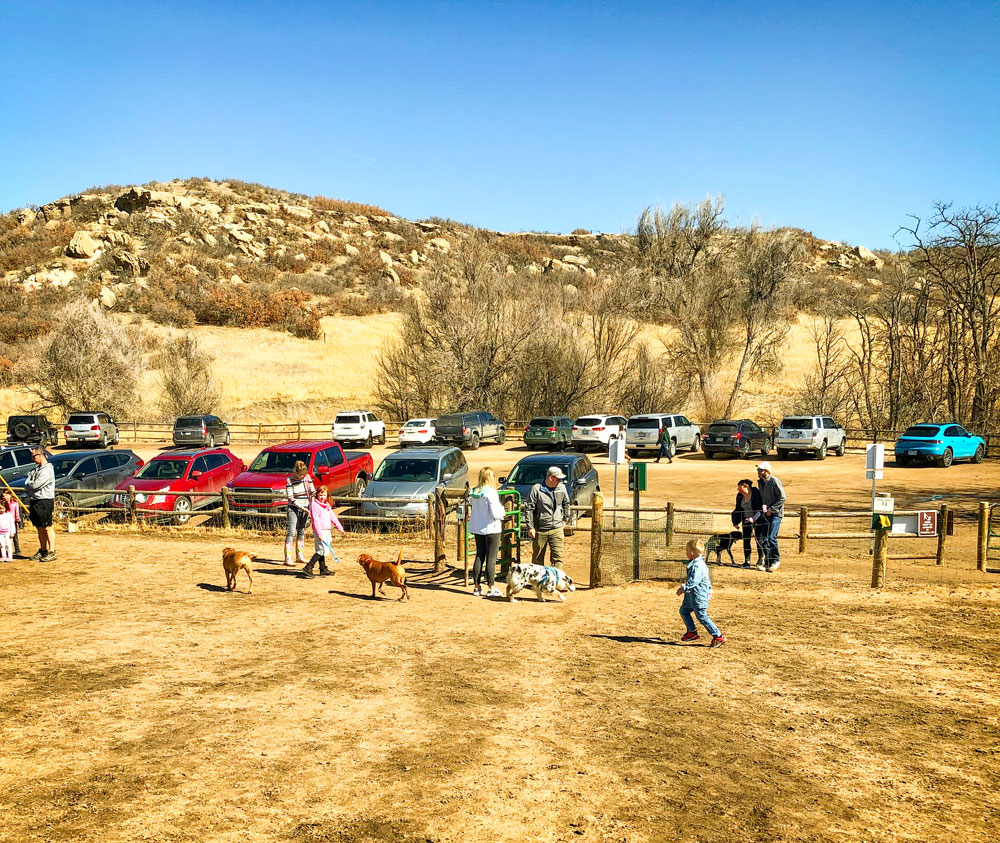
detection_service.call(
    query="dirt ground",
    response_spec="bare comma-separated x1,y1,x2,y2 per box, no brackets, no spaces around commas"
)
2,441,1000,841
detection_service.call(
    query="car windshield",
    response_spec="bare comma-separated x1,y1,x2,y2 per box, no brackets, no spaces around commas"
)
67,414,97,425
336,415,361,424
404,420,429,427
436,415,463,427
48,456,81,479
136,459,188,480
374,458,438,482
780,418,814,430
576,417,602,426
175,417,205,429
708,424,737,434
529,418,554,428
507,462,569,486
627,418,660,429
248,450,312,473
901,426,941,438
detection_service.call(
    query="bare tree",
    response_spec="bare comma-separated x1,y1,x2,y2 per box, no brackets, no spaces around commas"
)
16,299,147,420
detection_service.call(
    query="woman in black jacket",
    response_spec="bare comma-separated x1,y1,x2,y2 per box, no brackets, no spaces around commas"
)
731,478,764,568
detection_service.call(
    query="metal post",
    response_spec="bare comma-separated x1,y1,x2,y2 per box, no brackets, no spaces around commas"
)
589,492,603,588
632,482,640,581
978,501,989,572
935,504,948,566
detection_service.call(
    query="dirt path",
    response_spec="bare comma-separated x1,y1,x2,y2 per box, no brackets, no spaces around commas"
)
1,531,999,841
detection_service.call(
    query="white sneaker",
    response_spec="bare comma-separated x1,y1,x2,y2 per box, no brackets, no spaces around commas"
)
755,562,767,571
769,560,780,571
486,587,503,598
472,586,482,596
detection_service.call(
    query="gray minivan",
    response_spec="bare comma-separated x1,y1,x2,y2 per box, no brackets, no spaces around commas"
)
360,446,469,522
0,444,38,486
173,415,231,447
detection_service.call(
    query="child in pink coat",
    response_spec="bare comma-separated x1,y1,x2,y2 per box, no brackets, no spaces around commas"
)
0,498,14,562
1,490,20,558
302,486,344,578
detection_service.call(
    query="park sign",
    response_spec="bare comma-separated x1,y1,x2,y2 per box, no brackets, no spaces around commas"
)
865,443,885,480
872,494,894,530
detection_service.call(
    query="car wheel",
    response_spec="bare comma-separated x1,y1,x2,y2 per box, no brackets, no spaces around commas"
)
378,432,386,445
816,441,827,461
974,444,985,464
776,448,787,460
627,449,638,459
354,476,368,497
113,432,120,446
173,496,193,525
225,433,231,446
13,422,30,440
100,433,109,449
835,438,846,457
669,438,677,458
739,441,751,459
497,428,506,445
208,435,215,448
365,433,373,448
938,447,954,468
690,435,700,453
470,433,480,450
54,494,73,522
896,454,910,466
704,450,714,459
761,438,771,456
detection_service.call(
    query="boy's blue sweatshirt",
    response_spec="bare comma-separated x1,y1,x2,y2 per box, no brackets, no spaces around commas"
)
681,555,712,607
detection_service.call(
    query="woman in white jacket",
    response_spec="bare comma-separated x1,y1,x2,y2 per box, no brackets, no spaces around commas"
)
468,467,506,597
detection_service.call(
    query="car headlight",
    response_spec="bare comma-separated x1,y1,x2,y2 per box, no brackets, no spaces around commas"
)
135,493,147,503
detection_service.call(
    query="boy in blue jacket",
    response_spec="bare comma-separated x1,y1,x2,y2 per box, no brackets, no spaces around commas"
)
676,538,726,647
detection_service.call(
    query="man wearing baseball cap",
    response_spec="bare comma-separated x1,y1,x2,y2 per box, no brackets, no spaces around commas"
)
523,466,572,568
755,461,785,572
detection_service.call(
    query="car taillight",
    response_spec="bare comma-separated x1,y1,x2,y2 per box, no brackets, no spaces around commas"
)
64,425,71,431
572,426,579,430
398,429,405,435
592,426,605,431
548,427,557,432
135,458,145,467
201,425,207,435
91,425,100,431
733,432,743,440
418,429,428,434
462,427,468,434
928,439,943,444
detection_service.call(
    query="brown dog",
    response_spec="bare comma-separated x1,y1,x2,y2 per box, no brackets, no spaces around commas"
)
358,551,409,601
222,547,255,593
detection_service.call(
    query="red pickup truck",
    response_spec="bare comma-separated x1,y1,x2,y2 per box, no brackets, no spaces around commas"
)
226,440,373,518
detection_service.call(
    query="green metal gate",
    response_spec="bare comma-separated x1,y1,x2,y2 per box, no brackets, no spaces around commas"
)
465,489,521,579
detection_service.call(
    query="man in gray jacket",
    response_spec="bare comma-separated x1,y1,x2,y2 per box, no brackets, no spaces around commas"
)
523,466,571,568
24,447,56,561
755,461,785,572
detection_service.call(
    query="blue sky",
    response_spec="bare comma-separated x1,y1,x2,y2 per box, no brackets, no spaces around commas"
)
1,0,997,248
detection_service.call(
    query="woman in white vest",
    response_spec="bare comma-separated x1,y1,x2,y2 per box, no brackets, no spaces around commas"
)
468,467,506,598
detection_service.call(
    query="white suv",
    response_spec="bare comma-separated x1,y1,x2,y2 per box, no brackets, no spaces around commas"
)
398,418,436,448
572,414,627,450
626,413,701,458
64,412,120,448
775,415,846,460
332,411,386,447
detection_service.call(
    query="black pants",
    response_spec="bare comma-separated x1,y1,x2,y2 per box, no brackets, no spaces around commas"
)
741,521,764,561
473,533,500,587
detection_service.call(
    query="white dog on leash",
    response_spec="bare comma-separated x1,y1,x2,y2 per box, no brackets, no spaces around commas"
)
505,562,576,602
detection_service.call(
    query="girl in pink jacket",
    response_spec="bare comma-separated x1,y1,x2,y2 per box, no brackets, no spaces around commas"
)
0,498,14,562
302,486,344,578
1,490,20,558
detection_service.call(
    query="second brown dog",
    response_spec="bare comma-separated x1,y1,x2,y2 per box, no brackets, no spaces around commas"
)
222,547,255,593
358,551,409,601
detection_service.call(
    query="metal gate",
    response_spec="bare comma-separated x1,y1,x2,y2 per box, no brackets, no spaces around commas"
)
988,504,1000,568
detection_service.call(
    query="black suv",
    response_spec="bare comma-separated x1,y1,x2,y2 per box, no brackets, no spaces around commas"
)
6,415,59,446
703,419,772,459
434,412,506,450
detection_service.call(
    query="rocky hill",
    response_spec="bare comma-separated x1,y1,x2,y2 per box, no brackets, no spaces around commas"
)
1,178,884,346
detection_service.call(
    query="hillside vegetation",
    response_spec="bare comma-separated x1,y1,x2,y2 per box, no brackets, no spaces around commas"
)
4,180,993,430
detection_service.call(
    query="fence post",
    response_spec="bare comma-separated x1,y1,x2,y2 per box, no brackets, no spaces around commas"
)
257,423,262,443
221,487,231,530
434,489,446,573
978,501,989,572
132,421,137,442
590,492,603,588
665,501,674,548
799,506,808,554
127,485,137,524
426,492,434,545
935,503,948,566
296,422,301,441
871,525,887,588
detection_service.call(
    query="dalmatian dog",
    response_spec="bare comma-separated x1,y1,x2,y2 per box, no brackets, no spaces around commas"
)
505,562,576,603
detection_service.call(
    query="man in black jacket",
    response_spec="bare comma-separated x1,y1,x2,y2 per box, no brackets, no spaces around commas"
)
523,466,572,568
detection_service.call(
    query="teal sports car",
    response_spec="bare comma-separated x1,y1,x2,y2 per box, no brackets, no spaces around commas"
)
894,423,985,467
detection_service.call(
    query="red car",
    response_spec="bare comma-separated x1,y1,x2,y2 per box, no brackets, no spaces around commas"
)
226,440,374,518
111,448,245,523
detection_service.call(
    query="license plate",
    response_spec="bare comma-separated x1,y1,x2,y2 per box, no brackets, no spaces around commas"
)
907,450,917,456
245,508,259,514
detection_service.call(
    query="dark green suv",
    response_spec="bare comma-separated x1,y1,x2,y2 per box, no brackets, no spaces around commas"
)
523,416,575,450
6,414,59,446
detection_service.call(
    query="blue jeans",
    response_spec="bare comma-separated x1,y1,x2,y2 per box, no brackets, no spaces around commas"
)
763,514,782,569
656,442,672,462
680,604,720,638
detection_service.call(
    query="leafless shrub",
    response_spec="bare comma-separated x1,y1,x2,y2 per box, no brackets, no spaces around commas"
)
155,333,221,417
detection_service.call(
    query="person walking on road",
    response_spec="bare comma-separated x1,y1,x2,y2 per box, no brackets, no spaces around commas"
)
654,426,673,464
731,478,764,568
755,461,785,572
524,466,571,568
284,460,315,567
24,447,56,561
468,467,506,597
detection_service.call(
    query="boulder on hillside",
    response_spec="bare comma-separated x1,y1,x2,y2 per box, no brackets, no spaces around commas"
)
201,231,217,247
853,245,885,271
428,237,451,253
378,250,393,267
282,204,312,220
66,231,100,258
380,231,404,244
101,230,135,249
112,251,150,276
561,254,589,267
114,187,180,213
344,244,360,257
98,286,117,308
41,199,72,221
16,208,36,226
